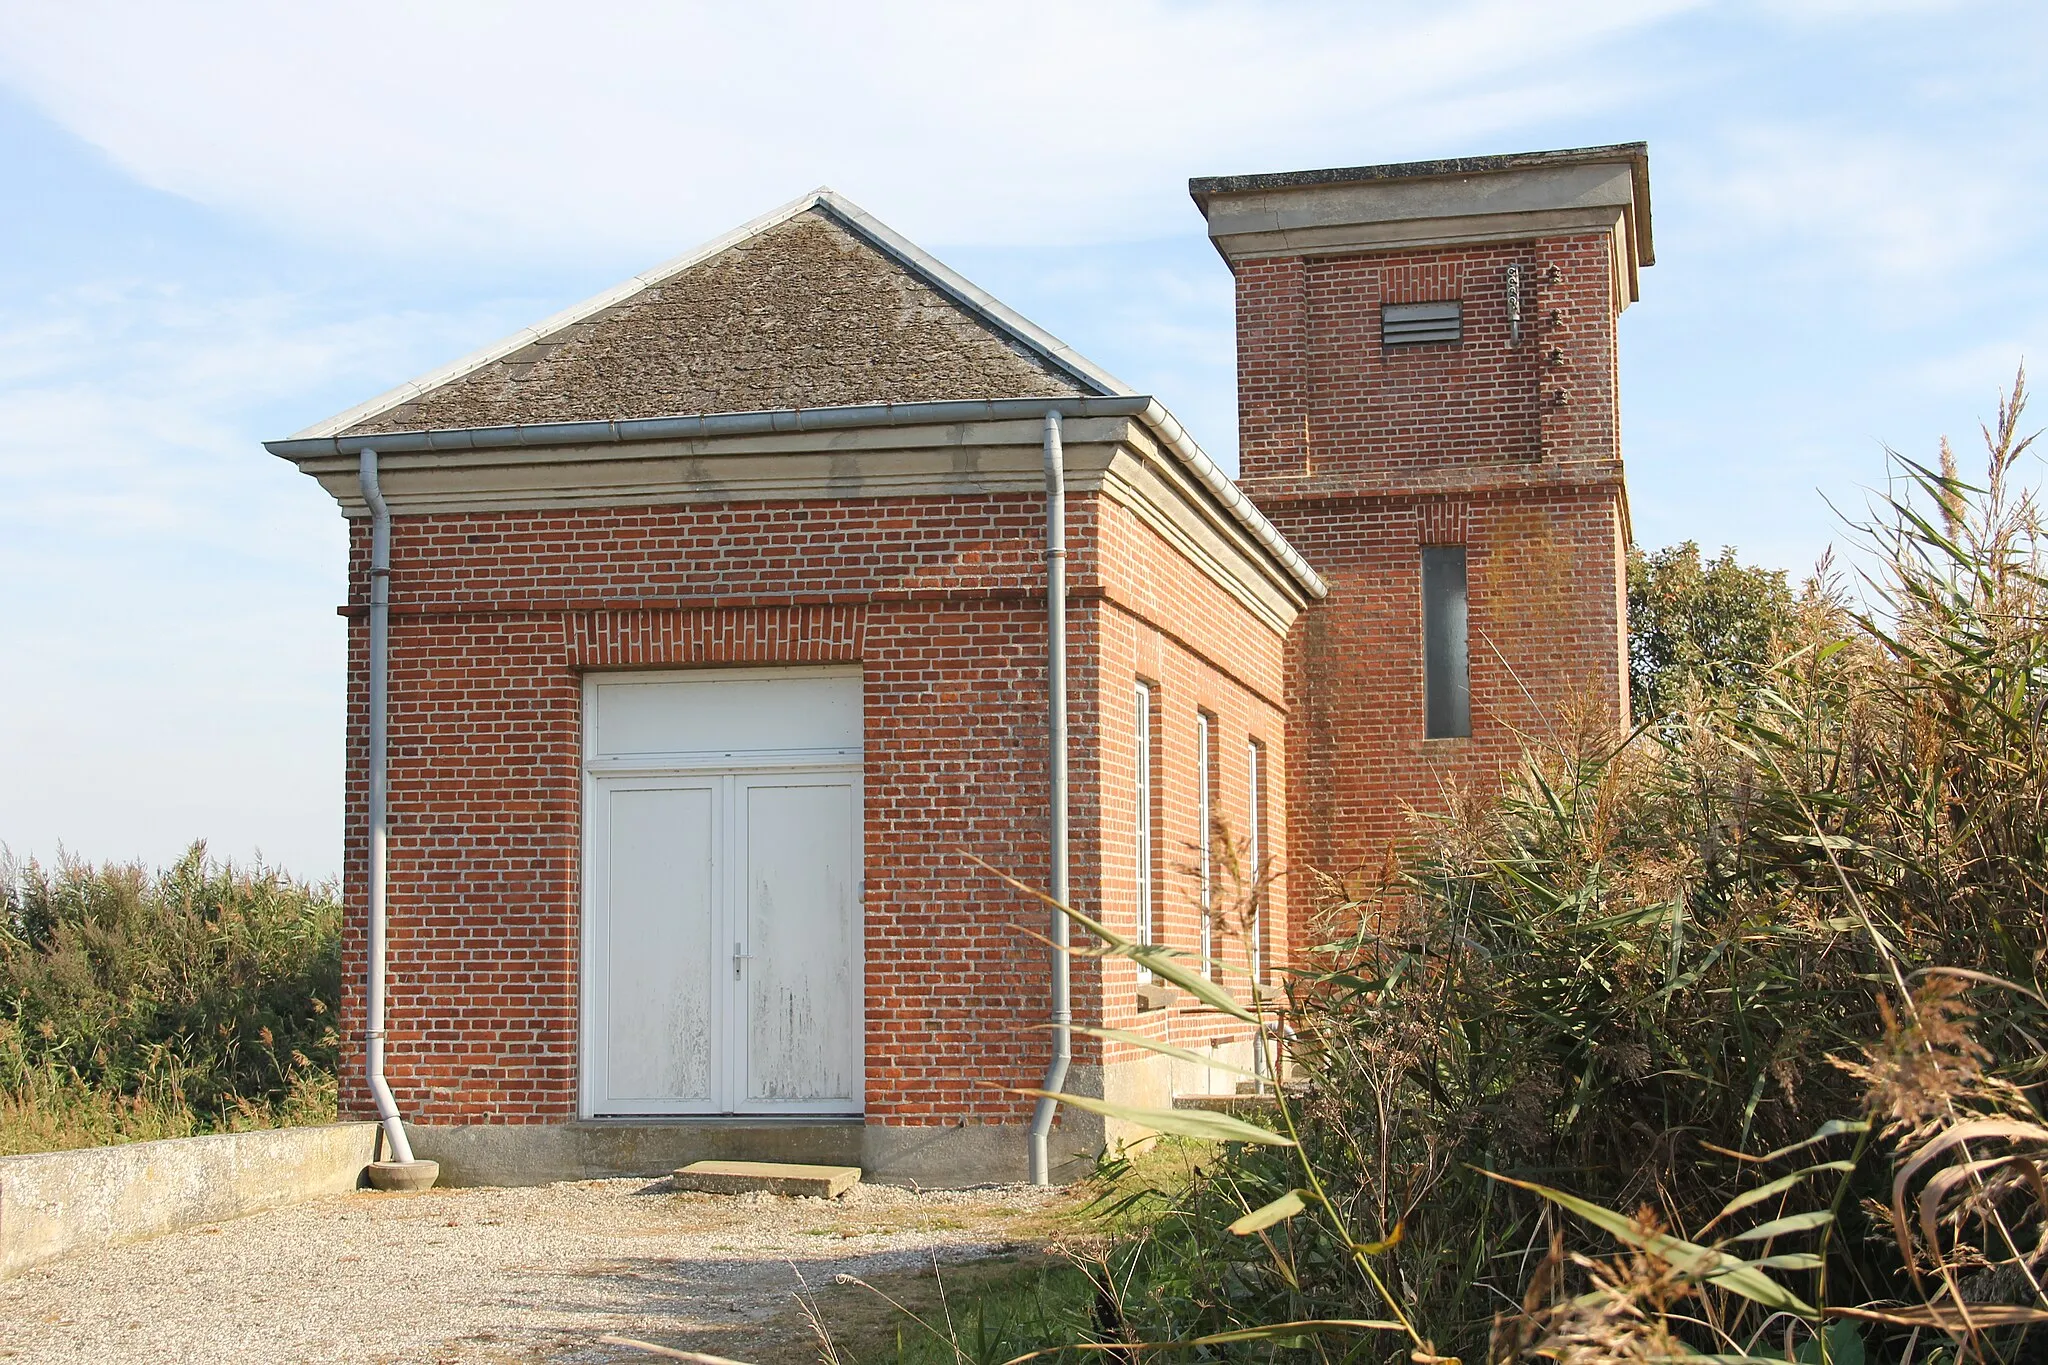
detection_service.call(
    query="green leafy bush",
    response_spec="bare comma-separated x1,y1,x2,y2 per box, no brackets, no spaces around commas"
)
1628,540,1799,722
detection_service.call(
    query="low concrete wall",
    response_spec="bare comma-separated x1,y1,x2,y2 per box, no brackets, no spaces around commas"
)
0,1122,380,1279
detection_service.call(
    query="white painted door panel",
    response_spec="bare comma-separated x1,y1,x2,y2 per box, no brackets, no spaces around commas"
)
592,669,862,757
584,669,863,1119
741,778,863,1109
595,783,720,1112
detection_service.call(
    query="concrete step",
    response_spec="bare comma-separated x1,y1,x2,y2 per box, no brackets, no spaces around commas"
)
670,1159,862,1198
1173,1093,1281,1116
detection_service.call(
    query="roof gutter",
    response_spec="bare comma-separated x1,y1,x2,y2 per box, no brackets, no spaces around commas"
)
1126,398,1328,600
265,397,1329,602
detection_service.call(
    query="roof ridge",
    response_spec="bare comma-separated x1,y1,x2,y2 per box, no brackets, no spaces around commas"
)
809,191,1128,399
292,190,1124,441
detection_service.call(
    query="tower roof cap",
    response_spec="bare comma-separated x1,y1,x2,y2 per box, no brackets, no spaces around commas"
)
1190,142,1653,301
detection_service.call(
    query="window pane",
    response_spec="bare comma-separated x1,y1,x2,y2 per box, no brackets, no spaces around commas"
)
1196,712,1213,974
1423,547,1470,739
1134,684,1153,982
1246,740,1262,982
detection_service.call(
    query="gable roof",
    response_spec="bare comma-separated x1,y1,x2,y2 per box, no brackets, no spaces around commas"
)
273,192,1327,602
300,190,1130,441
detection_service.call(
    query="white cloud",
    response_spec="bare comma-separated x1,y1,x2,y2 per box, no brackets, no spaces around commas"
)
1908,342,2037,401
0,281,504,539
1674,123,2036,283
0,277,515,876
0,0,1698,257
1747,0,1968,19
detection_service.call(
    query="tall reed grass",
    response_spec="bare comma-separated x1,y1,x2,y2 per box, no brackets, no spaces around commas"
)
0,842,340,1154
1020,372,2048,1364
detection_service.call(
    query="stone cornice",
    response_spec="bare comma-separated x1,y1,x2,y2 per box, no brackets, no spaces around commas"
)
1191,143,1652,305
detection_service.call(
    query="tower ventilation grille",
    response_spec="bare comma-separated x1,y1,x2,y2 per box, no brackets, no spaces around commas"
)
1383,300,1462,347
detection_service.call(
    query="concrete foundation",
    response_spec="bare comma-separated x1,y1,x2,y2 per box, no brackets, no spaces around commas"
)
405,1051,1279,1189
409,1114,1104,1188
405,1044,1281,1189
0,1122,380,1279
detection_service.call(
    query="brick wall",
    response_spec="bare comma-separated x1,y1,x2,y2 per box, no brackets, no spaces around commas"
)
1086,497,1289,1075
339,488,1288,1126
1236,232,1630,947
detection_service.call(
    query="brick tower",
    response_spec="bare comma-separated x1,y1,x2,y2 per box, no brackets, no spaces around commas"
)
1190,145,1653,941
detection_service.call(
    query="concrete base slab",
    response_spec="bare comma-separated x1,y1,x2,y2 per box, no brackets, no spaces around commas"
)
671,1159,860,1198
399,1064,1136,1188
409,1120,863,1188
407,1112,1103,1189
366,1159,440,1192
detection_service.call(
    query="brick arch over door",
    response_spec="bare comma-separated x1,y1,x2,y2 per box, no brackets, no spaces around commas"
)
568,605,866,669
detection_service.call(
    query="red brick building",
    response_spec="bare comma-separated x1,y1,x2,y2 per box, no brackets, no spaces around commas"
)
270,144,1651,1185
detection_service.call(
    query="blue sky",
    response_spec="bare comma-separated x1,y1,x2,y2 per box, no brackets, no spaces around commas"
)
1,0,2042,879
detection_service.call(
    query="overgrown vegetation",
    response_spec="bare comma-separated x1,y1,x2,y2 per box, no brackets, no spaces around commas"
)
1014,374,2048,1363
0,843,340,1154
796,1255,1102,1365
1627,539,1799,723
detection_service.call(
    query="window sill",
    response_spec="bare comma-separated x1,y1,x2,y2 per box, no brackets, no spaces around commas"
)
1135,982,1180,1013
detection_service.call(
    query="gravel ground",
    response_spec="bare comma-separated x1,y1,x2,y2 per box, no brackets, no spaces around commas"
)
0,1178,1071,1365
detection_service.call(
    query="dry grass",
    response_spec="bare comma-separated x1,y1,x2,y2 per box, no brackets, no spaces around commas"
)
0,1063,337,1157
789,1252,1095,1365
0,843,341,1156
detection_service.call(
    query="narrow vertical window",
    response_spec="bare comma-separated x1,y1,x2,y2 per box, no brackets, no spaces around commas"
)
1134,683,1155,983
1246,739,1264,983
1423,547,1471,739
1196,711,1215,975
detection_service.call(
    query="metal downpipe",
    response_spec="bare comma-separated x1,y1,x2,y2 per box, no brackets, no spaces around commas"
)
1028,411,1071,1187
360,450,417,1166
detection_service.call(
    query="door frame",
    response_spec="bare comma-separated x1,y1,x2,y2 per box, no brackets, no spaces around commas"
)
578,667,864,1120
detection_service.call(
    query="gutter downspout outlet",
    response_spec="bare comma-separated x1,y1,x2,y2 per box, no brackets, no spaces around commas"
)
360,449,436,1193
1028,411,1071,1187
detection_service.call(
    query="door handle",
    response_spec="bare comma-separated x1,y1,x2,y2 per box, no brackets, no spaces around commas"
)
733,940,754,980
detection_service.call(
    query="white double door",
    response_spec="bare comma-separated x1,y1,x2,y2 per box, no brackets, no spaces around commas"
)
588,769,863,1114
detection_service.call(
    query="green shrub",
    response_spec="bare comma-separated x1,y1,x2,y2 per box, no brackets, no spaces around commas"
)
1628,540,1798,723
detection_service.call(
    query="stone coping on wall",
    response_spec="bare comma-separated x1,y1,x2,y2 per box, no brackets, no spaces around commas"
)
0,1122,380,1279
